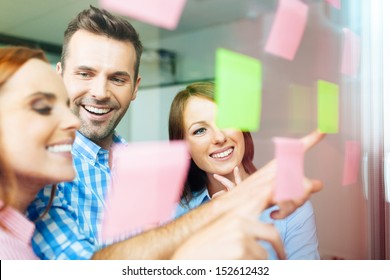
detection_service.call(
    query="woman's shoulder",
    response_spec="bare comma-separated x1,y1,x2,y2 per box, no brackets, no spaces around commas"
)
175,188,210,218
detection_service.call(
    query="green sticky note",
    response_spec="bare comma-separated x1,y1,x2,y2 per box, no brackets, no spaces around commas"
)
317,80,339,133
288,84,313,133
215,48,262,132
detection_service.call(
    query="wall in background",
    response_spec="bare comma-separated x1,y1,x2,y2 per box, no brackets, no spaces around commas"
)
117,2,368,260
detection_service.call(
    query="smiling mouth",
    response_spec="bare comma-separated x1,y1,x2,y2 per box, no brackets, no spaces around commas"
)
83,105,112,115
46,144,72,153
210,148,234,159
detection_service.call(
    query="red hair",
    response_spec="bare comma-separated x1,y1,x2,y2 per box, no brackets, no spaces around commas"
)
0,46,48,228
168,81,257,204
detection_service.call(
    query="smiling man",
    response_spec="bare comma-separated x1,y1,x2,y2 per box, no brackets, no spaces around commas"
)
27,6,324,260
58,29,140,150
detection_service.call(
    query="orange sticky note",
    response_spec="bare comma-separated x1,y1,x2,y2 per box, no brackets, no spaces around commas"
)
326,0,341,9
102,141,189,241
99,0,187,30
342,140,361,186
273,137,305,202
341,28,361,77
264,0,308,61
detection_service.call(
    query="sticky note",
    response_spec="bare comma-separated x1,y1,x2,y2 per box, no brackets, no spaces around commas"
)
102,141,189,241
341,28,361,77
317,80,339,133
215,48,262,132
288,84,313,133
326,0,341,9
273,137,305,202
99,0,187,30
264,0,308,61
342,141,361,186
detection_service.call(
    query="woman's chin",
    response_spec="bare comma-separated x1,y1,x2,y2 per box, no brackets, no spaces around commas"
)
48,169,76,184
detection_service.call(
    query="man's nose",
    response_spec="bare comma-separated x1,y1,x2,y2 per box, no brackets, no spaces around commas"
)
91,77,110,100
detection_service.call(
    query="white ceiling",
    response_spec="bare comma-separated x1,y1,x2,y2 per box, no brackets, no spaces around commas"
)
0,0,278,48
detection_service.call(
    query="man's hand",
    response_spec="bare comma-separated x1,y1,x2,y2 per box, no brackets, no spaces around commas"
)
213,130,326,219
172,212,285,260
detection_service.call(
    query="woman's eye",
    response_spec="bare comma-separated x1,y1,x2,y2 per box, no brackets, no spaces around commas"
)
31,100,53,115
34,106,52,115
194,128,206,135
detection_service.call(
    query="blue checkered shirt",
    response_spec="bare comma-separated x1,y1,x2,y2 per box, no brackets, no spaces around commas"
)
27,131,126,259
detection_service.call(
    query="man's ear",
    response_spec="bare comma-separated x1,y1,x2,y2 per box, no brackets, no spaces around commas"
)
56,62,63,76
131,75,142,101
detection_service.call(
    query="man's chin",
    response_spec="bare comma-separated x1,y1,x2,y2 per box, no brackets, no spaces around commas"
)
79,128,110,142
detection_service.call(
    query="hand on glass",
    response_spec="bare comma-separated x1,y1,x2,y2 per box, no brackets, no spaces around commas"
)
211,130,325,219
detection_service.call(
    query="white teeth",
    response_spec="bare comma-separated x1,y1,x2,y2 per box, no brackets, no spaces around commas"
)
84,105,110,114
211,148,233,159
47,144,72,153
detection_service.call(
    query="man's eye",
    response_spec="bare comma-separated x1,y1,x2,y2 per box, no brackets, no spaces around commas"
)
77,72,90,78
111,77,125,84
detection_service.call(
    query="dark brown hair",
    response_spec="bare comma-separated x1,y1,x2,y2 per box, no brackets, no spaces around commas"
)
168,81,257,203
61,5,143,85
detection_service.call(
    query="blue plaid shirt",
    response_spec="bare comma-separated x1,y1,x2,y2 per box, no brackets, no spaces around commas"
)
27,131,126,260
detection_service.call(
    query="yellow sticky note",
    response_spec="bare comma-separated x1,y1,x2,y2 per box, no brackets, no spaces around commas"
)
317,80,339,133
215,48,262,131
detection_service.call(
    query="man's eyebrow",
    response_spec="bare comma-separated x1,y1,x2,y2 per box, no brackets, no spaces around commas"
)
75,65,95,71
75,67,130,78
111,71,131,77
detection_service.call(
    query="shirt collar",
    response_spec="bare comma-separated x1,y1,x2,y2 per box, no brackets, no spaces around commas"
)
191,188,211,205
0,202,35,245
72,131,127,163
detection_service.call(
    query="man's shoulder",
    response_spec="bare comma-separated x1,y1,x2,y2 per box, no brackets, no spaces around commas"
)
113,132,127,144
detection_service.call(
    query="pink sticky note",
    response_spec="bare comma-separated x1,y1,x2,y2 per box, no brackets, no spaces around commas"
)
99,0,187,30
102,141,189,241
326,0,341,9
341,28,361,77
273,137,305,201
264,0,308,61
342,140,361,186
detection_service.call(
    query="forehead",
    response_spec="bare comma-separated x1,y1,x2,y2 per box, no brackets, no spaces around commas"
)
65,30,136,73
0,59,67,102
183,96,216,126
